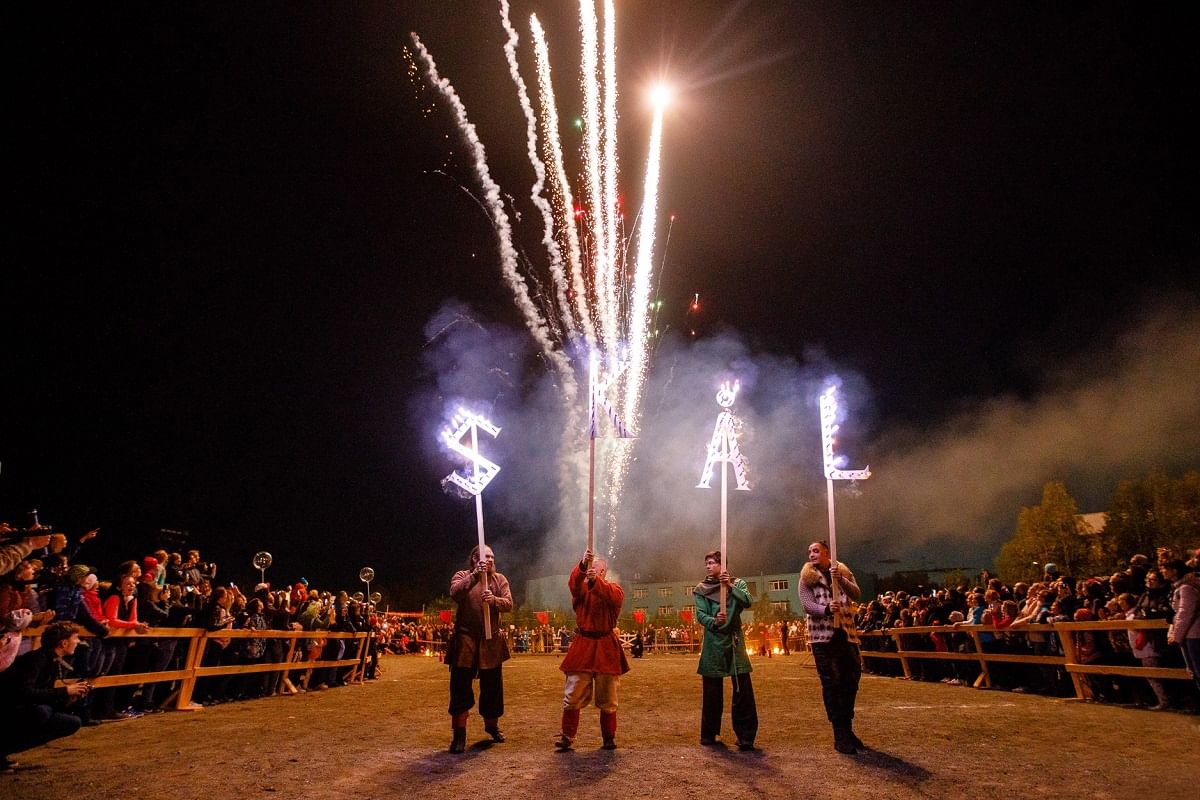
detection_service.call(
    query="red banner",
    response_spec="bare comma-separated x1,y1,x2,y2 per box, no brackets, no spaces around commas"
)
438,609,453,624
632,610,645,625
536,611,550,626
679,608,693,624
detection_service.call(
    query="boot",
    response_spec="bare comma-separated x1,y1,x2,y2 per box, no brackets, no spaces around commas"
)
449,711,469,754
556,708,580,750
484,716,505,743
600,710,617,749
833,724,857,755
847,725,865,749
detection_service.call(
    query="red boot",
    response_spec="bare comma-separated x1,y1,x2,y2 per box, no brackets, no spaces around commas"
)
555,708,580,750
600,710,617,749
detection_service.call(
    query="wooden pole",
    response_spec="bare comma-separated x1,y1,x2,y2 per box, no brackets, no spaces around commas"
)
720,453,728,616
588,436,596,555
472,424,492,641
825,476,841,628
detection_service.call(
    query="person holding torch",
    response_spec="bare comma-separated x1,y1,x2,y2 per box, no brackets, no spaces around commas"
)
553,548,629,751
446,544,512,754
799,540,863,754
694,549,757,751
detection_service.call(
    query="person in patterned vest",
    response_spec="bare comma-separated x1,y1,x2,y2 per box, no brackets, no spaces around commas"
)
798,540,863,755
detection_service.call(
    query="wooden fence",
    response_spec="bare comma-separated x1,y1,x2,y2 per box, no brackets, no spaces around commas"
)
20,627,371,711
857,618,1192,700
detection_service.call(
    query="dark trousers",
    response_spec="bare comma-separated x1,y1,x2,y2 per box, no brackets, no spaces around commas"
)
700,673,758,744
448,665,503,718
2,705,81,758
811,635,862,728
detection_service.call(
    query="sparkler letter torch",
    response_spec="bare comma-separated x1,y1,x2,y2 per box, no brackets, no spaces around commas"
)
697,380,750,615
818,386,870,623
442,408,502,640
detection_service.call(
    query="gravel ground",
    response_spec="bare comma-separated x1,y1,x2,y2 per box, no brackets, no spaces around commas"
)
6,653,1198,799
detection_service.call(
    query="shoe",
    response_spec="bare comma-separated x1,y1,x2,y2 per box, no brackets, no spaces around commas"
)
449,727,467,754
117,708,144,719
1147,703,1167,711
553,734,573,751
848,730,865,749
485,726,505,743
736,741,756,751
601,737,616,750
699,736,719,746
834,728,857,755
81,718,102,727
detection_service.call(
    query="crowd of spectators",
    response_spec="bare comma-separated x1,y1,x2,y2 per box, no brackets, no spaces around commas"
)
4,519,1197,772
854,548,1200,711
0,520,387,773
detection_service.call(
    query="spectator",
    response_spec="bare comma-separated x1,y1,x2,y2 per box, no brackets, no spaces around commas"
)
1163,559,1200,695
94,574,150,719
0,622,90,772
1,610,34,673
1118,592,1171,710
0,531,51,577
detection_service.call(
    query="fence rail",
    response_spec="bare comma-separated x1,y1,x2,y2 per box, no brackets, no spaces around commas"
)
20,627,371,710
857,618,1192,700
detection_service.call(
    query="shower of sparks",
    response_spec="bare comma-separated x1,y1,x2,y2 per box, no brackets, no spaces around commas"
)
411,1,672,558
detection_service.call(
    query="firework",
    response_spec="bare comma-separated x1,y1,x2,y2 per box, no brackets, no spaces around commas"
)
412,1,672,558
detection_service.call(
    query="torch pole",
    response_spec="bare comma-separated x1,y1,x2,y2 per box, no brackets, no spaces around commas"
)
720,453,728,616
472,424,492,641
825,476,840,628
588,436,596,555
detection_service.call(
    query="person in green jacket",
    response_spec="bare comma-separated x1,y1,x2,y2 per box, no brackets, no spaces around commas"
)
694,549,757,751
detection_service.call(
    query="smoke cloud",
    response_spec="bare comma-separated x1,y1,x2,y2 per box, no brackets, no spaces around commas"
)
414,297,1200,595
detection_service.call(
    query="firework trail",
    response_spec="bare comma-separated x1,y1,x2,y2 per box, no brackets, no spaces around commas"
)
578,0,616,357
602,0,619,307
499,1,577,339
409,34,575,397
531,14,595,351
413,1,670,557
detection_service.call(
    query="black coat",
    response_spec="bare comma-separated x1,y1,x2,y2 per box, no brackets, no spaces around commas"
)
0,647,73,710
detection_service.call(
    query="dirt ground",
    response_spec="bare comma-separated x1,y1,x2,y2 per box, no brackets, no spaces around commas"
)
6,653,1198,800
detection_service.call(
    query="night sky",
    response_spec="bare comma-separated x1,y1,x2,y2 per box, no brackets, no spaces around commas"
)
6,3,1197,608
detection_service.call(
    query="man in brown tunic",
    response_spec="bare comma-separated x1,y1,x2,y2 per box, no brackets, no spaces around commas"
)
446,544,513,754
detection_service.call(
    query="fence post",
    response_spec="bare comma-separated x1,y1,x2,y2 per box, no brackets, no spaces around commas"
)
172,630,207,710
1054,625,1087,700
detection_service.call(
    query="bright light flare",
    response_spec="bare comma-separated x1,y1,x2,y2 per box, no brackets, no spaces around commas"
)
649,83,674,110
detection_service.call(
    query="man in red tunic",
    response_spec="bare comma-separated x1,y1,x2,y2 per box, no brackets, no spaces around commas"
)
554,549,629,750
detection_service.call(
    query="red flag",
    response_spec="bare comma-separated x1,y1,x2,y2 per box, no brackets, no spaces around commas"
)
632,610,645,625
679,608,693,624
439,609,453,624
536,611,549,626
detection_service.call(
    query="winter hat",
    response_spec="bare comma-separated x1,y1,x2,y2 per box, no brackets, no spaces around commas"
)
143,556,160,573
